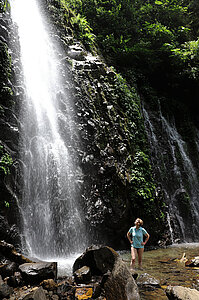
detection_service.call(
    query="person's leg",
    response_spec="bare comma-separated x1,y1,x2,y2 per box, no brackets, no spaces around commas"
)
130,247,137,269
137,248,144,269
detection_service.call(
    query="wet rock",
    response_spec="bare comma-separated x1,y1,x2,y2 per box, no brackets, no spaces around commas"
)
6,271,23,287
92,282,102,298
0,241,32,265
192,278,199,291
129,269,139,280
73,245,119,275
0,217,20,248
73,245,140,300
0,261,17,278
136,273,160,290
40,278,57,291
14,286,47,300
185,256,199,267
74,265,91,284
67,44,86,61
165,285,199,300
51,295,59,300
0,274,13,298
103,258,140,300
56,278,72,296
19,262,57,284
0,23,9,41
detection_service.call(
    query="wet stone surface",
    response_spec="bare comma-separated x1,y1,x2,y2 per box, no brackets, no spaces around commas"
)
121,243,199,299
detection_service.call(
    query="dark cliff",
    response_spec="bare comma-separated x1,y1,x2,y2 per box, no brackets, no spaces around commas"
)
0,0,21,247
4,0,199,252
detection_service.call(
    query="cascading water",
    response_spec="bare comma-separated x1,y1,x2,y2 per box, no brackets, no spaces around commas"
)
10,0,88,263
142,104,199,243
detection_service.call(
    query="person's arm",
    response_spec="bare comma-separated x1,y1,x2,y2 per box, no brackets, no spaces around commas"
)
143,233,150,246
127,231,132,244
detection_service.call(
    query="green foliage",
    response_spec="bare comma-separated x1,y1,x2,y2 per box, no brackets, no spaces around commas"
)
0,0,10,12
4,201,9,208
60,0,96,49
70,13,95,46
0,42,12,80
163,38,199,79
143,21,175,47
130,151,156,202
60,0,199,90
113,71,147,150
0,145,13,175
63,0,191,61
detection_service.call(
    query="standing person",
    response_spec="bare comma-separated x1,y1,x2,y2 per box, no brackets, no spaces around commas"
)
127,218,149,270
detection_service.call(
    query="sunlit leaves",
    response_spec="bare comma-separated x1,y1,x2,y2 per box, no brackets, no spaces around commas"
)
0,145,13,175
130,151,156,201
0,0,10,12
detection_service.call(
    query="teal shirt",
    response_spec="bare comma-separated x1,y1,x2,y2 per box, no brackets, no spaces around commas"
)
129,226,148,248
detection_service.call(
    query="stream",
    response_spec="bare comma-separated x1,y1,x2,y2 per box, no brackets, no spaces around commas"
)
121,243,199,299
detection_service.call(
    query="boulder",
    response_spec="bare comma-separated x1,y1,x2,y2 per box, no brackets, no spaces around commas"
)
14,286,47,300
6,271,23,287
192,278,199,291
74,265,91,284
136,273,160,290
0,240,32,265
185,256,199,267
19,262,57,284
73,245,140,300
73,245,119,275
0,261,17,278
56,278,72,296
165,286,199,300
0,274,13,298
103,258,140,300
0,217,20,247
40,279,57,291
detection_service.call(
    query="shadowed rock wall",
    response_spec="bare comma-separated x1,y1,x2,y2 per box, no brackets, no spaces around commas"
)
0,0,168,252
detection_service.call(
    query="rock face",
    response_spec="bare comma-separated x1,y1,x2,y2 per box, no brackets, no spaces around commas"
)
0,2,22,248
0,240,32,265
73,245,140,300
0,275,13,298
165,286,199,300
43,0,167,248
19,262,57,284
103,258,140,300
0,0,166,251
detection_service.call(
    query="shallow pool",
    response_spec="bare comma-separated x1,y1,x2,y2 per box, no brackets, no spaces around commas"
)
120,243,199,299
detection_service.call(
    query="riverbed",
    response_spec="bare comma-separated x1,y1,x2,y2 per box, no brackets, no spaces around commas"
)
120,243,199,299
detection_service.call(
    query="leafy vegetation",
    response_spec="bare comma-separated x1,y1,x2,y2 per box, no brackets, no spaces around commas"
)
59,0,96,49
62,0,190,58
62,0,199,111
131,151,155,202
0,145,13,176
0,146,12,207
0,0,10,12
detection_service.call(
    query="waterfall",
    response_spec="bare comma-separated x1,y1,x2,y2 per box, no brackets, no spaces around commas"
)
143,104,199,242
11,0,87,260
